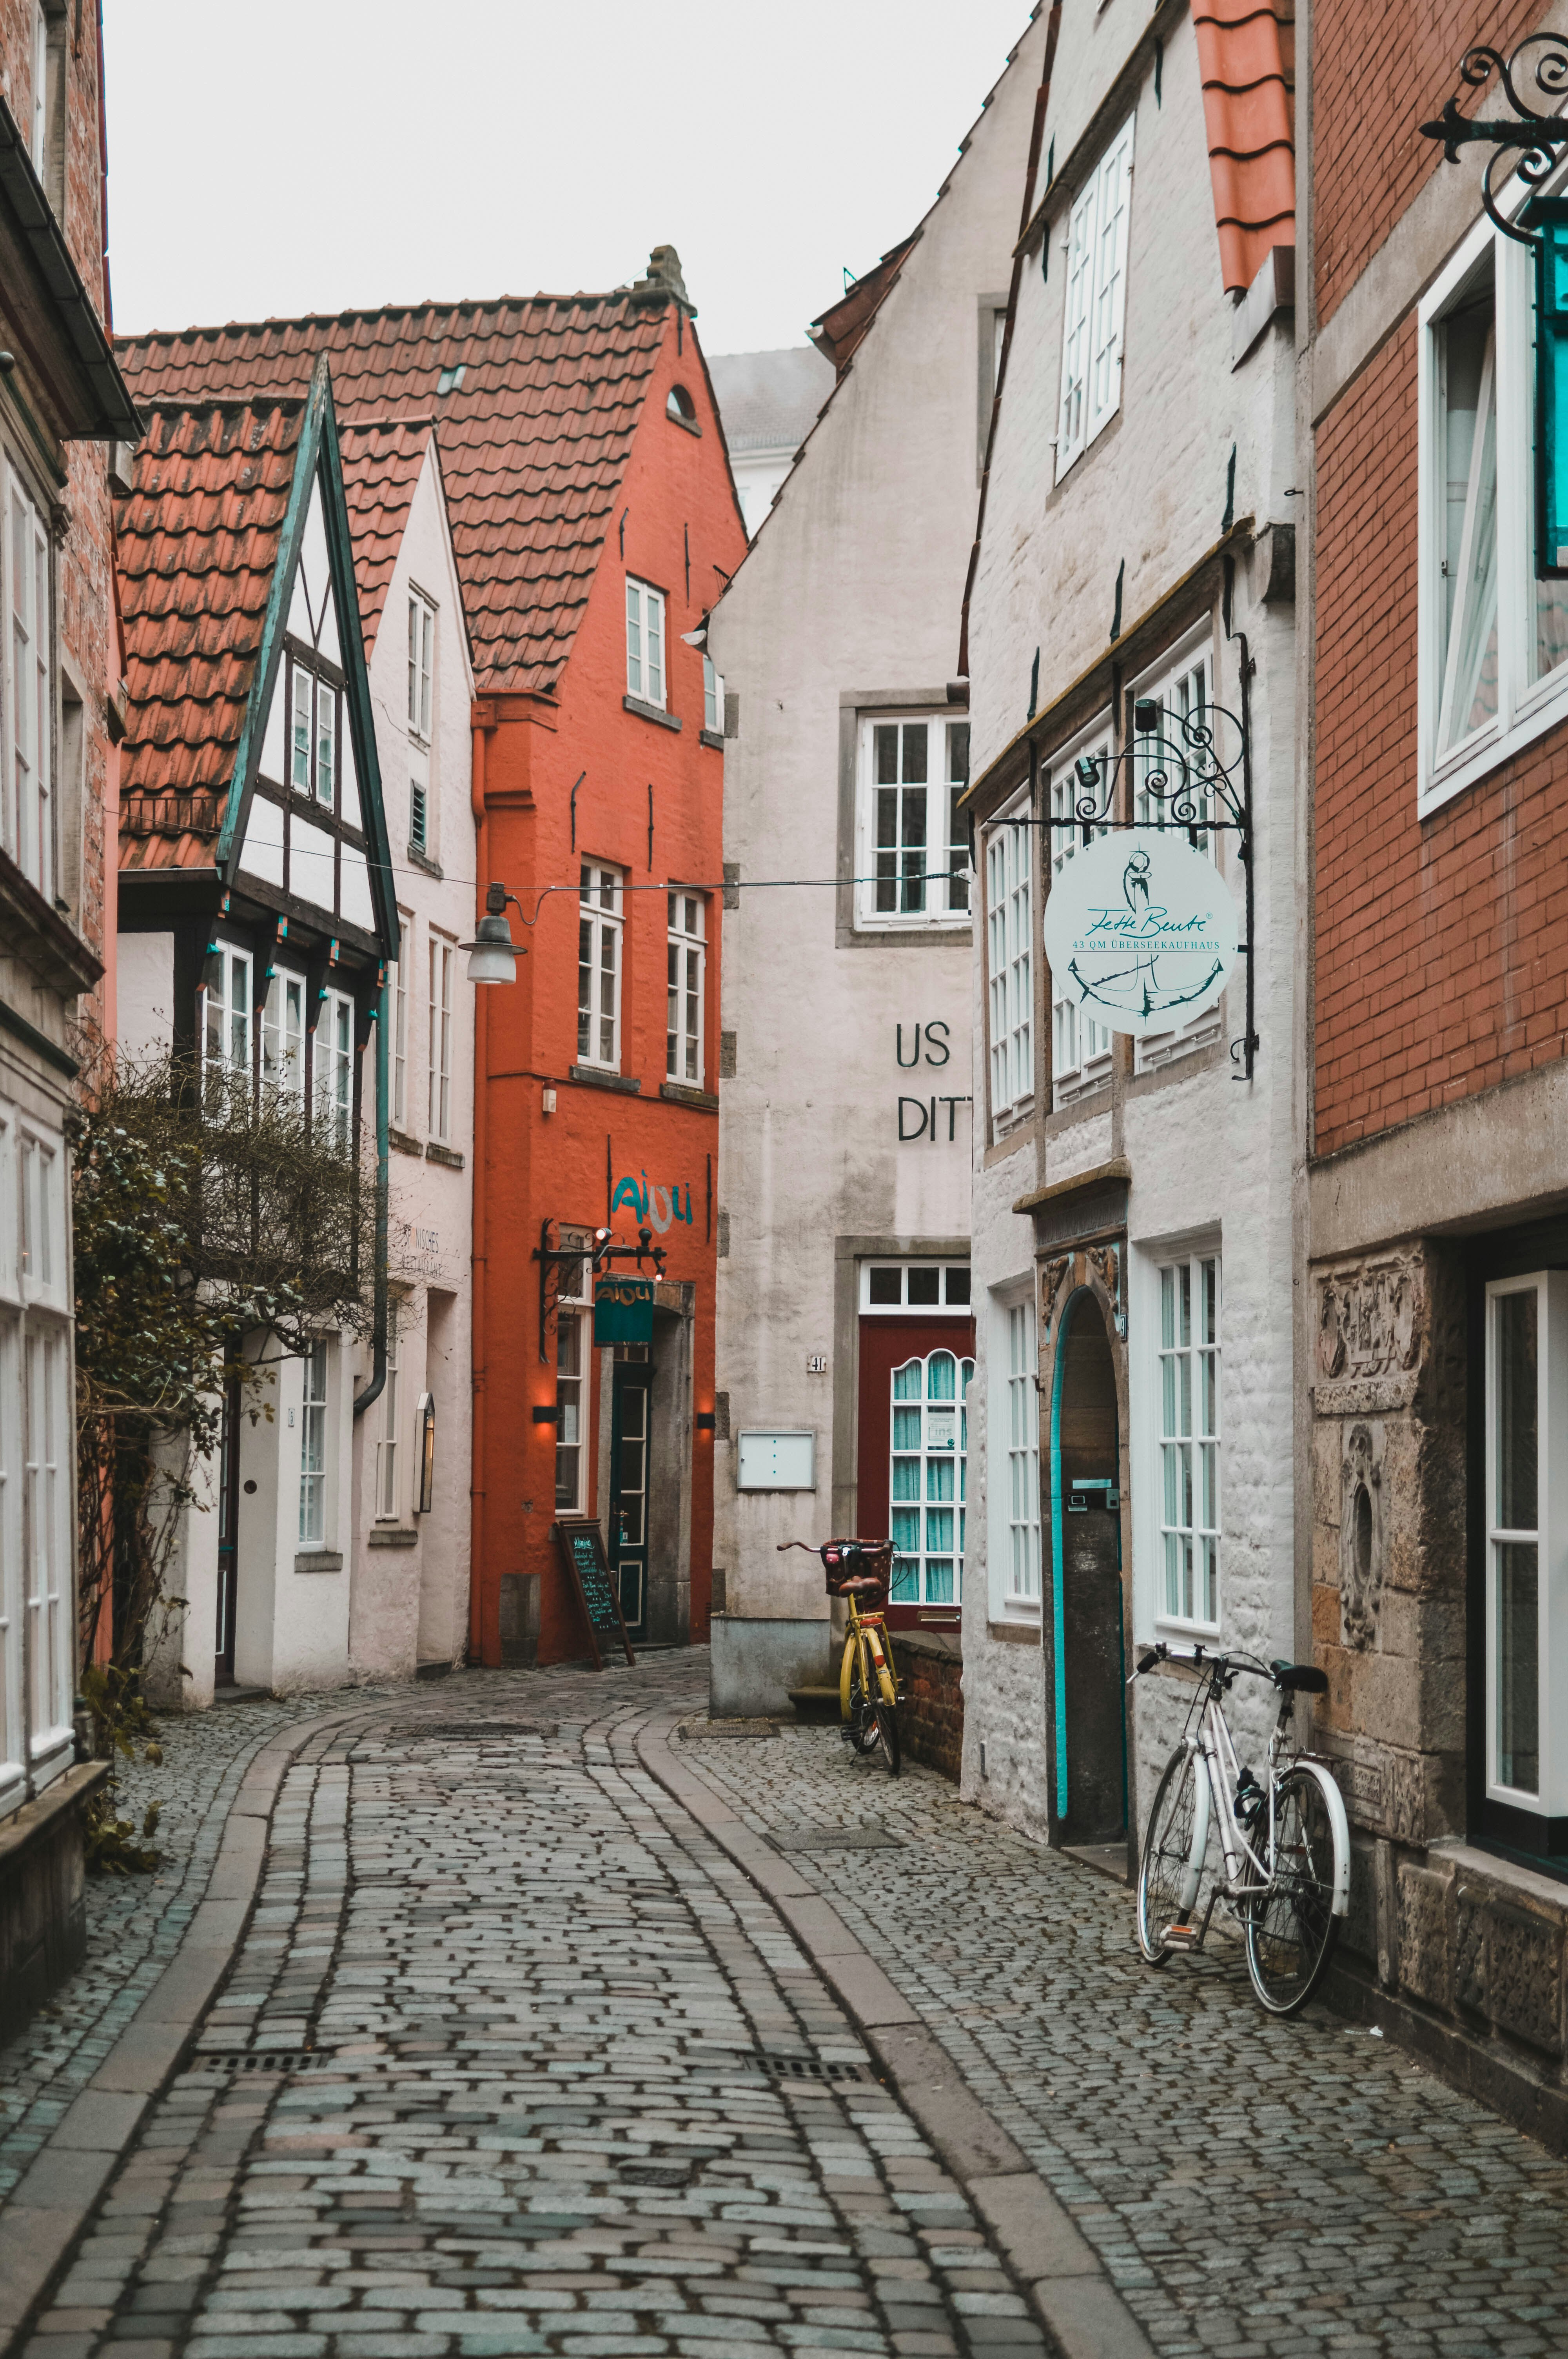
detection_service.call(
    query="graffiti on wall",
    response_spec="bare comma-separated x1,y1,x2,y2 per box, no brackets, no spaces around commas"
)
612,1172,695,1234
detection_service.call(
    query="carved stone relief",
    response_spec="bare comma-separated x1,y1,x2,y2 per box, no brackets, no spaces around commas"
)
1314,1252,1426,1414
1085,1243,1124,1333
1339,1420,1385,1650
1039,1256,1073,1334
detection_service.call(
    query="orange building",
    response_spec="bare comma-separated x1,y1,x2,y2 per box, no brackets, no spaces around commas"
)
119,246,747,1667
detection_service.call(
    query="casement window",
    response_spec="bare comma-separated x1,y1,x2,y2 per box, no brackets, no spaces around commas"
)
555,1249,590,1515
375,1304,400,1521
426,934,453,1139
889,1347,973,1608
407,590,434,738
986,807,1033,1132
991,1292,1041,1613
289,656,339,810
1056,115,1134,480
18,1130,58,1301
409,778,428,854
391,914,410,1129
8,474,51,898
626,578,666,707
1483,1273,1568,1830
298,1340,328,1546
861,1260,971,1312
666,893,705,1085
0,1105,70,1805
1131,640,1225,1072
704,654,724,734
578,863,623,1071
262,971,306,1101
317,989,355,1149
856,715,971,929
1156,1252,1221,1630
24,1321,68,1763
203,945,253,1098
1420,216,1568,813
1047,720,1113,1106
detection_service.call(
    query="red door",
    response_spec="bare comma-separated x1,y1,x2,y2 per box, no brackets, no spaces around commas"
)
857,1315,976,1632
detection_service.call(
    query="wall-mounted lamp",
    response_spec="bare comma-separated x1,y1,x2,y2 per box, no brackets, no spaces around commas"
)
462,882,527,985
695,1412,717,1432
532,1405,561,1426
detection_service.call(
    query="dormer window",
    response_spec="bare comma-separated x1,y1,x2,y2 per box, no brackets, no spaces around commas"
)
407,590,434,739
666,385,699,432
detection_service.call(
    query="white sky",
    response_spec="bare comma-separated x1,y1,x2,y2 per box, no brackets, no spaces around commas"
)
103,0,1034,358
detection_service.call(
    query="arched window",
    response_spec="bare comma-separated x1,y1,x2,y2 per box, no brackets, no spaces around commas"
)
889,1349,973,1605
666,384,697,423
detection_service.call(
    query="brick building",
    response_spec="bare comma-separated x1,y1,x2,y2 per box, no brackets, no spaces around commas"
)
0,2,139,2027
1301,0,1568,2137
122,250,748,1669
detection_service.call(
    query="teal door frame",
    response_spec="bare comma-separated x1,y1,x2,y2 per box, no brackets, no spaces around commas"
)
1047,1285,1129,1834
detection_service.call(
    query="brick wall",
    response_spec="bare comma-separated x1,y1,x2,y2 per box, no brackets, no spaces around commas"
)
898,1633,963,1783
1312,0,1545,327
1312,316,1568,1157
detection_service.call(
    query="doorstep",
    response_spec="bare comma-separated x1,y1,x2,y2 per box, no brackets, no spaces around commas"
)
788,1685,842,1724
1063,1839,1129,1884
211,1685,269,1707
414,1658,452,1682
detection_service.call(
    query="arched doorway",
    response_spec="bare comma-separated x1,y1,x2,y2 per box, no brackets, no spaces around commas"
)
1049,1288,1127,1844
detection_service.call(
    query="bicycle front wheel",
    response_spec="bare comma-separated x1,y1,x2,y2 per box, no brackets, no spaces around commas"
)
875,1699,901,1777
1136,1744,1207,1965
846,1641,880,1754
1244,1764,1342,2016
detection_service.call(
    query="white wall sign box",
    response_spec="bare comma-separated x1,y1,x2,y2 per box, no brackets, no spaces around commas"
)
737,1430,816,1490
1042,827,1239,1039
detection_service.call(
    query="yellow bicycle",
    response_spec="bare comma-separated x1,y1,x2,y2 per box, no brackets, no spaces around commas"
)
779,1538,902,1776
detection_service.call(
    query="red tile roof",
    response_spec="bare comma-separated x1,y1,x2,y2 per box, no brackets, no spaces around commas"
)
1192,0,1295,294
116,295,675,696
337,416,434,658
116,398,303,873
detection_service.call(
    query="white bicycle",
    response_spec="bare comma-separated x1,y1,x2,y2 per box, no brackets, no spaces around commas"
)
1131,1641,1350,2016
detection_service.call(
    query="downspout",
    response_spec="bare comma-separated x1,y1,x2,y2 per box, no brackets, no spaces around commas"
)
352,978,390,1419
468,715,490,1665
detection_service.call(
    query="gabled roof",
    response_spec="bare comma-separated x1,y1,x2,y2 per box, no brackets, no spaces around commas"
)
116,294,678,696
707,345,835,453
117,396,303,869
338,417,435,657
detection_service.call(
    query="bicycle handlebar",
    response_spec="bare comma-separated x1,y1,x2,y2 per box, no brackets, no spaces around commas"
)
1129,1639,1278,1686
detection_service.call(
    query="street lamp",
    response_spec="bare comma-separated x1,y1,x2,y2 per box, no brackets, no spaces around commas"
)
462,883,526,985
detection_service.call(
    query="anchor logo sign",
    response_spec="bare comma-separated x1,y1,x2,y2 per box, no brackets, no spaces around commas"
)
1042,830,1239,1040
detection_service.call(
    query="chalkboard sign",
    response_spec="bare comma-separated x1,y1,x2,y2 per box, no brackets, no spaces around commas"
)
552,1520,636,1668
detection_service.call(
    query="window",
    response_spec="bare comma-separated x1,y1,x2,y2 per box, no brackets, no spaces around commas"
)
986,807,1033,1130
204,945,253,1100
317,989,354,1149
18,1132,56,1297
0,1298,19,1809
1000,1296,1041,1607
407,591,434,738
1056,116,1134,480
391,916,410,1129
577,864,623,1071
1483,1272,1568,1823
1048,721,1113,1105
626,578,666,707
376,1305,400,1521
291,667,311,791
410,779,428,853
889,1349,973,1608
704,654,724,734
289,658,338,809
1132,641,1225,1070
667,384,697,423
262,971,306,1100
427,934,453,1138
1156,1253,1221,1629
861,1261,971,1313
555,1256,590,1514
24,1322,68,1758
298,1340,328,1546
666,894,705,1085
9,475,51,896
857,715,970,928
1421,219,1568,812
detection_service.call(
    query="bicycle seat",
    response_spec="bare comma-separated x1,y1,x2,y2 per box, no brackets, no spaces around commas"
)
1270,1659,1328,1694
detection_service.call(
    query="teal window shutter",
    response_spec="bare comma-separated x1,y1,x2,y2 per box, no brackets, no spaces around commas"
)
1535,203,1568,578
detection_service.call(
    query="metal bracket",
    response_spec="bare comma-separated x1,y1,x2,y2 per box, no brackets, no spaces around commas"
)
1421,35,1568,248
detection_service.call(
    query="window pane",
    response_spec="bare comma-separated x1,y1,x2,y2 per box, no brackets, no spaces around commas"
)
907,1268,940,1307
869,1269,901,1305
1497,1541,1540,1793
875,724,898,785
1437,293,1499,756
901,723,928,783
1495,1288,1538,1532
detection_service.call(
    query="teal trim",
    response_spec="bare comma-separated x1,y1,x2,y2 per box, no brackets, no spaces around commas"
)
1534,201,1568,580
1048,1289,1078,1823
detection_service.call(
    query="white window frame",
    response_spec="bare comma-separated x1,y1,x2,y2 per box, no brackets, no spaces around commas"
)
288,656,338,810
626,577,666,708
316,987,355,1149
666,892,706,1086
391,913,411,1130
1131,631,1226,1073
262,969,307,1101
426,933,453,1141
988,1283,1042,1621
203,943,253,1097
577,863,624,1072
23,1316,70,1775
298,1339,329,1547
1152,1249,1222,1635
0,1296,21,1814
18,1125,64,1310
888,1346,973,1610
703,654,724,734
7,468,51,899
555,1273,589,1515
1047,713,1114,1107
1056,114,1135,481
1418,195,1568,816
986,800,1033,1133
860,1259,973,1315
1483,1271,1568,1819
855,713,971,932
375,1301,401,1522
407,588,434,740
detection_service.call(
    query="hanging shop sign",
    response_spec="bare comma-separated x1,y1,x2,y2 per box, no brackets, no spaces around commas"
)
1041,827,1239,1039
594,1274,654,1345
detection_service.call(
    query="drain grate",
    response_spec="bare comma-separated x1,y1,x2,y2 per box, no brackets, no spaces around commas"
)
389,1722,559,1741
194,2049,332,2075
710,2047,878,2087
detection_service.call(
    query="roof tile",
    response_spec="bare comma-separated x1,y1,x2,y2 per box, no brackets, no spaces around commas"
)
1192,0,1295,294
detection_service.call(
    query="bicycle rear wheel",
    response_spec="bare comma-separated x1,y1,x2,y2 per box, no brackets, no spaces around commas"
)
875,1700,901,1776
846,1643,880,1754
1136,1745,1206,1965
1244,1764,1341,2015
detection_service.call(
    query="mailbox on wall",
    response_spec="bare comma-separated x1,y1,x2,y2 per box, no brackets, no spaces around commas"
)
736,1430,816,1490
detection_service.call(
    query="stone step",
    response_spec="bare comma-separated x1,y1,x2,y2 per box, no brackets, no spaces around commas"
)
788,1685,842,1723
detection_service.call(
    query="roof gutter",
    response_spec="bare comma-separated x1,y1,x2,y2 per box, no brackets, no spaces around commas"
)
352,973,390,1422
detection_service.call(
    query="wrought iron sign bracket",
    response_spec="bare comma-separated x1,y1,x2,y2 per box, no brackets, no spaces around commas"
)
531,1218,668,1363
1023,692,1259,1081
1421,36,1568,247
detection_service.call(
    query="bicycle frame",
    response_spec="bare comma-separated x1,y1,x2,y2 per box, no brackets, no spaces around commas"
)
1174,1688,1283,1918
839,1592,897,1716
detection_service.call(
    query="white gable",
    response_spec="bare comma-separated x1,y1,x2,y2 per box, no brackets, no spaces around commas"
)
339,710,363,832
238,791,284,887
285,469,344,665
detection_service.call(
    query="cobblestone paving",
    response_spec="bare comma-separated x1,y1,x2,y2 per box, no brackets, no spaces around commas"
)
0,1683,397,2205
18,1660,1049,2359
686,1718,1568,2359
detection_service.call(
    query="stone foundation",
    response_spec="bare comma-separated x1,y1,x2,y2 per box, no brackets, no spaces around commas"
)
898,1630,963,1782
0,1762,109,2045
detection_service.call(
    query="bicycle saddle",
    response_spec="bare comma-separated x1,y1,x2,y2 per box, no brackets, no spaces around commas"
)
1270,1659,1328,1694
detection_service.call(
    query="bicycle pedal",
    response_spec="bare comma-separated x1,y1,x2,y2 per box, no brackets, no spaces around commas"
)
1161,1922,1201,1950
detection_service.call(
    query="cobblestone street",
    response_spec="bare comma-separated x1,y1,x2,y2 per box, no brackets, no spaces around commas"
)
4,1656,1568,2359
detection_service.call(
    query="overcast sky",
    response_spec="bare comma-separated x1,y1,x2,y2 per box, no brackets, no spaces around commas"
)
103,0,1034,358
